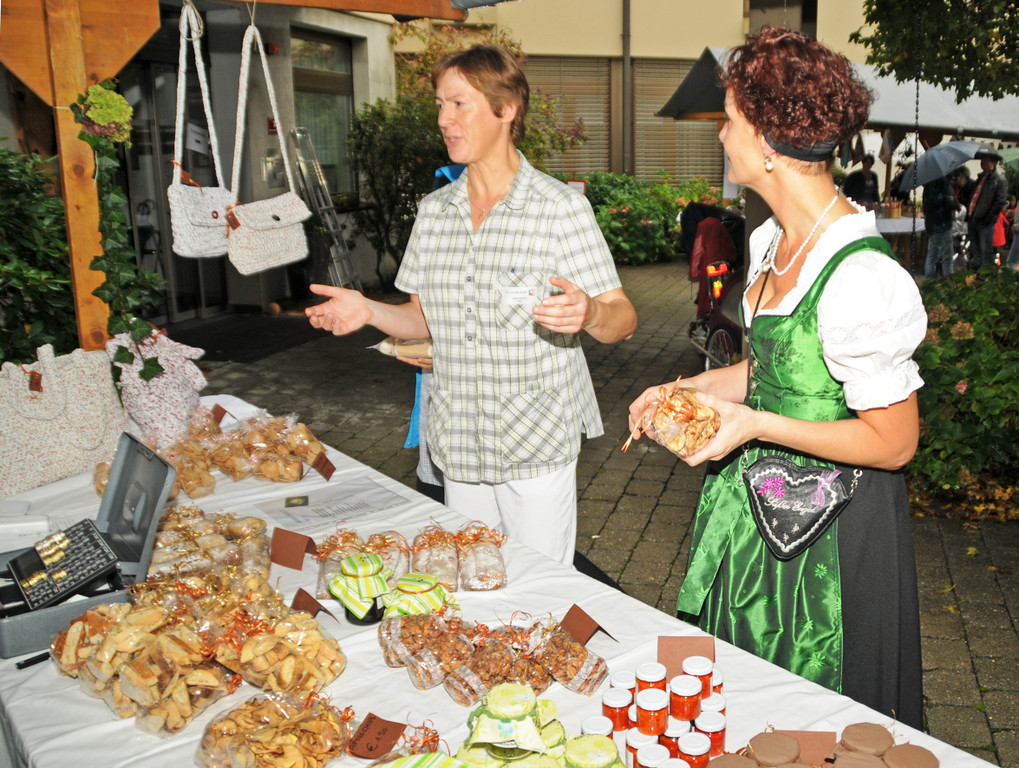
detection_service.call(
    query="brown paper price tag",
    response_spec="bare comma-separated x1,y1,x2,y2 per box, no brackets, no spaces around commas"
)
270,527,318,570
348,713,406,759
656,635,715,682
560,604,615,645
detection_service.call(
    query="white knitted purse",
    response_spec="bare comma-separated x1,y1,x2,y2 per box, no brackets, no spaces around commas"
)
0,345,128,497
166,2,232,259
226,24,312,276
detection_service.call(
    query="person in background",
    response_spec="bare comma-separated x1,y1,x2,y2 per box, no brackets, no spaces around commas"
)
951,166,976,210
922,175,958,279
307,45,636,566
628,27,926,728
967,147,1008,269
842,154,880,208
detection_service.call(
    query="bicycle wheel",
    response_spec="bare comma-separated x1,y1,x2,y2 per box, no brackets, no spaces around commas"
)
704,327,739,370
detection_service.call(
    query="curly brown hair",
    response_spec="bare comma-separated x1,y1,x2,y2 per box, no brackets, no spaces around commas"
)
720,27,872,159
432,45,530,146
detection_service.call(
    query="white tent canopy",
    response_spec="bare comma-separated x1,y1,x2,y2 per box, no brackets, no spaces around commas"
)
659,47,1019,141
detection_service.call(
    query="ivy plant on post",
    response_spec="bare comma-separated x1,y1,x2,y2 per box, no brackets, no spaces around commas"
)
71,80,166,382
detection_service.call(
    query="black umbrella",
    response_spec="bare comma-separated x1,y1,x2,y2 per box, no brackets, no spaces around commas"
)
897,140,996,192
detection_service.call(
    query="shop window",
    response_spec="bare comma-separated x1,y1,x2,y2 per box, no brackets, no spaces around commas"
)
291,29,355,194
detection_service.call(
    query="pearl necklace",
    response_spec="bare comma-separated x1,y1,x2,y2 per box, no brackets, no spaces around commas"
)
764,191,840,276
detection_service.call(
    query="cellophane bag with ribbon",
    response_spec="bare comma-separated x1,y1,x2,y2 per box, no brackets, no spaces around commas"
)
456,522,507,591
315,529,364,599
412,525,459,592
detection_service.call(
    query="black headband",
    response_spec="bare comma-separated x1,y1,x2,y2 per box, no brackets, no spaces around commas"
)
765,133,838,162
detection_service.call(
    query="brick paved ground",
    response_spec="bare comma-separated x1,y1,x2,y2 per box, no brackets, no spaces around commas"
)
192,262,1019,766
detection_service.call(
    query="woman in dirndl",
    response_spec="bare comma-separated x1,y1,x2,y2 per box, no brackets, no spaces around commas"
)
627,27,927,728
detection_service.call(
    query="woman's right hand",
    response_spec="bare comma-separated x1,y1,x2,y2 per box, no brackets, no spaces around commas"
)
396,356,433,371
306,284,371,335
627,380,682,441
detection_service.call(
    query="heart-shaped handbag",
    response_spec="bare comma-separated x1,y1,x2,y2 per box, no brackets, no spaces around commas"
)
742,453,860,561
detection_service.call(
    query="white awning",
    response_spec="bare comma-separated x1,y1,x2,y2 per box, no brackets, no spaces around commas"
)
658,47,1019,141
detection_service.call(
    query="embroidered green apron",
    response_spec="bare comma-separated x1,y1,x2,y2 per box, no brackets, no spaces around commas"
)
675,236,892,693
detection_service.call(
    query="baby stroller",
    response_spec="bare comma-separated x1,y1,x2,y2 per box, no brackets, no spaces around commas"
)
683,205,746,370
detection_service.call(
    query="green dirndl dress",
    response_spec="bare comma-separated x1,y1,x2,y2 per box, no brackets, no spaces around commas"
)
675,237,923,728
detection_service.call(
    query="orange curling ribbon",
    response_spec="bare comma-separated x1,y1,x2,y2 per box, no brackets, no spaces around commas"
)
172,159,203,188
315,529,363,561
622,374,684,452
402,720,443,754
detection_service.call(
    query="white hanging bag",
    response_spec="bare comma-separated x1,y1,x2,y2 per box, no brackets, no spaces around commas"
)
226,23,312,276
166,2,233,258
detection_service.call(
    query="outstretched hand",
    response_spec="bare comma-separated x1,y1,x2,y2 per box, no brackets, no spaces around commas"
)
305,284,371,336
531,276,592,335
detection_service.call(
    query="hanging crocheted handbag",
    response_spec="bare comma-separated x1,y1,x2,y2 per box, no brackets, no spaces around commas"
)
0,345,128,497
166,3,233,258
226,23,311,276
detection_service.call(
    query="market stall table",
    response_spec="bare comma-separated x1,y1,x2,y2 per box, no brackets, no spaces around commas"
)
876,215,926,273
0,395,993,768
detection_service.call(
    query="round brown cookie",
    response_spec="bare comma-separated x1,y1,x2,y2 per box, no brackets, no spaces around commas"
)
840,722,894,756
834,753,887,767
708,755,758,768
746,732,800,766
882,744,939,768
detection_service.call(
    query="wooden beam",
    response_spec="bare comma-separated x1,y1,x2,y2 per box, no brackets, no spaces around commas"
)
45,0,108,350
0,0,54,104
213,0,466,18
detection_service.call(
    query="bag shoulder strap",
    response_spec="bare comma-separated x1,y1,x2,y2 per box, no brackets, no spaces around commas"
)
231,24,299,202
172,3,227,189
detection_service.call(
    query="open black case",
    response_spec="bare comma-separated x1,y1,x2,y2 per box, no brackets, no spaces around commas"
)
0,433,176,658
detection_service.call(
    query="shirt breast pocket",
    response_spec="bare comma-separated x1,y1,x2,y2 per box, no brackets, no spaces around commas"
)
495,271,545,330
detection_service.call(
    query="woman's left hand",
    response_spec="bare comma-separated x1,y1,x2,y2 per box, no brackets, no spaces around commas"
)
532,276,590,334
680,391,761,466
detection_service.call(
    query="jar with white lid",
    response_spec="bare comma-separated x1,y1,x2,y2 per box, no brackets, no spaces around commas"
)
635,742,671,768
635,688,669,736
582,715,616,737
693,711,726,758
668,675,701,721
658,717,692,758
603,686,633,731
611,670,637,692
700,692,725,715
625,727,659,768
676,731,710,768
635,661,668,692
680,656,713,699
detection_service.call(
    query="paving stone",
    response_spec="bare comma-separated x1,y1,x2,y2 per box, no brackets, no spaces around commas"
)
974,657,1019,692
985,692,1019,732
992,729,1019,768
967,627,1019,659
923,668,983,706
922,637,973,670
924,704,992,749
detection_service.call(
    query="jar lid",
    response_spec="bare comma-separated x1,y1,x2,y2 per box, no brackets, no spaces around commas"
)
611,670,637,690
541,720,567,749
564,734,621,768
693,711,725,733
635,688,669,711
700,693,726,713
626,728,660,748
481,682,537,720
668,675,702,697
680,655,713,676
582,716,615,737
676,732,711,757
664,718,692,737
339,551,384,576
711,668,724,686
635,743,671,768
603,687,633,708
636,661,667,682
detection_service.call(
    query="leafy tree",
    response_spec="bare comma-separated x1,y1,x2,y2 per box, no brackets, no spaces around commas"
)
0,147,78,364
347,23,587,287
849,0,1019,102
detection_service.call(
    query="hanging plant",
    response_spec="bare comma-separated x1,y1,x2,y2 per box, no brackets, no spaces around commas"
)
71,79,166,381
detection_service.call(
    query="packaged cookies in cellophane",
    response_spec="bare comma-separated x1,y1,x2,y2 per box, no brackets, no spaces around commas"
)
146,504,270,581
443,636,515,707
455,521,507,591
377,612,447,667
75,603,170,702
509,650,553,696
161,439,216,499
50,603,133,677
197,693,354,768
365,530,411,587
405,630,475,690
412,524,459,591
315,529,364,599
624,386,720,458
533,620,609,695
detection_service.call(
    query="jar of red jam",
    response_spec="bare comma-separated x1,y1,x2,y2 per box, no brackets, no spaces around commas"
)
676,732,711,768
658,718,692,758
635,688,669,736
668,675,702,721
628,704,637,729
680,656,713,700
693,711,726,758
626,727,659,768
602,687,633,732
700,692,725,716
635,661,668,692
611,670,637,694
636,743,671,768
711,668,724,694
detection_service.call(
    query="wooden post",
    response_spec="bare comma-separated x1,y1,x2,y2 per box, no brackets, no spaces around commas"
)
44,0,108,350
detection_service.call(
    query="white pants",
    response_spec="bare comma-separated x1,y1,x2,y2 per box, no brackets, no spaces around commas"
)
443,459,578,566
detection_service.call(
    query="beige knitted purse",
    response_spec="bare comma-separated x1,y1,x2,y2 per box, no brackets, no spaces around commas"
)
0,345,128,497
226,23,312,276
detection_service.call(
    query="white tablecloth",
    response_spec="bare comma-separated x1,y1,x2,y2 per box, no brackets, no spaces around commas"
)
876,217,926,235
0,396,992,768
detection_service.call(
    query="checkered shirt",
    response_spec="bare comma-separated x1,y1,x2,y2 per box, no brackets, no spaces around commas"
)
395,153,622,483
